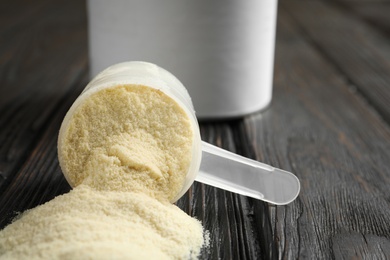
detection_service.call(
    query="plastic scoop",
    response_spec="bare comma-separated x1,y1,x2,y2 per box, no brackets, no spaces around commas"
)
196,142,300,205
59,61,300,205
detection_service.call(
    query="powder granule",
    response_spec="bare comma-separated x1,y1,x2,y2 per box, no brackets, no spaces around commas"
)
58,84,193,202
0,185,205,259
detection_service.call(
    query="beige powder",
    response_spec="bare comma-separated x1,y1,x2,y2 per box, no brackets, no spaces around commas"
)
59,84,193,202
0,185,204,259
0,84,206,259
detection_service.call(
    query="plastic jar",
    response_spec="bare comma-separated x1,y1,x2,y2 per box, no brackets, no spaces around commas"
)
88,0,278,119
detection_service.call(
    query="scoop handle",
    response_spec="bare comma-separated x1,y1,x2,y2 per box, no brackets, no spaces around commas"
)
195,141,300,205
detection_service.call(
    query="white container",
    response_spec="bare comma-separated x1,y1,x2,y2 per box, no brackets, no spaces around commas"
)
87,0,278,119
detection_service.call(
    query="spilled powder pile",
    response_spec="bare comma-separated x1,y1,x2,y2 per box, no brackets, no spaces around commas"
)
0,186,204,259
0,85,206,259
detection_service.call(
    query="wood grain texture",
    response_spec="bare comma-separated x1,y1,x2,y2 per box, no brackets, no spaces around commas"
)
242,4,390,259
0,0,88,192
281,0,390,124
1,0,390,259
337,0,390,38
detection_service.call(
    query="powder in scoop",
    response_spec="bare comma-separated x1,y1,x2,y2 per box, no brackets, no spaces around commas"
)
0,84,206,259
59,84,193,202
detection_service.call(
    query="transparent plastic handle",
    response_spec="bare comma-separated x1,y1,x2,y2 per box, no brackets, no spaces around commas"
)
196,142,300,205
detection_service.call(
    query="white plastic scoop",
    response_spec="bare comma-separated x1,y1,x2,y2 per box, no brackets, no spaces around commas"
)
59,61,300,205
197,142,300,205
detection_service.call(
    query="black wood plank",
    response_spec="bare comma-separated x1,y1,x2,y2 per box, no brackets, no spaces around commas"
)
338,1,390,35
281,0,390,124
0,0,87,191
242,4,390,259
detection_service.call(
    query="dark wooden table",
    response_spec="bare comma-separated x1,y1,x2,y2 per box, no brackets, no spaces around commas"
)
1,0,390,259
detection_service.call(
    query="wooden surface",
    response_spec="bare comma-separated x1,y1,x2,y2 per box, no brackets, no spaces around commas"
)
1,0,390,259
